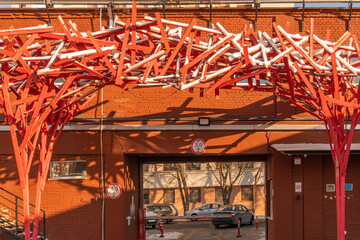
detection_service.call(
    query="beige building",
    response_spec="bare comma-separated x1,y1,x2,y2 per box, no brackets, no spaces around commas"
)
143,162,265,216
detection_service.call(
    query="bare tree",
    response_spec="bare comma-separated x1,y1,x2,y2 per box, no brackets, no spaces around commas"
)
252,162,265,212
174,163,191,215
208,162,248,205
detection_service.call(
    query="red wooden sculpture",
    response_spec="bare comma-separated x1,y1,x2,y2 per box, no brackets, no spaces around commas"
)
0,3,359,239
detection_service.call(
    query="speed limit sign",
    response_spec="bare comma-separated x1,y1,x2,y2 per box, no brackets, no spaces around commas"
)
191,139,206,154
106,183,122,199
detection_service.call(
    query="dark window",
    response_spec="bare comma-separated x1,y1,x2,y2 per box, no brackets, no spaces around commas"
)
199,204,211,210
241,186,254,201
164,188,175,203
215,187,223,202
163,163,177,171
144,189,149,204
190,188,201,203
186,162,200,170
50,160,87,180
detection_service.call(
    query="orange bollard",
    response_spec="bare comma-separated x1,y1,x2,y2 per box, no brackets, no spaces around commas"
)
159,220,164,238
237,218,242,237
256,216,259,230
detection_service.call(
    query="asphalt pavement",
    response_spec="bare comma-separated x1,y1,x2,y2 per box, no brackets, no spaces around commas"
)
146,219,265,240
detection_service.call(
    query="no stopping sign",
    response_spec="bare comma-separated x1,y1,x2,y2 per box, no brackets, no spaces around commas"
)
191,139,206,154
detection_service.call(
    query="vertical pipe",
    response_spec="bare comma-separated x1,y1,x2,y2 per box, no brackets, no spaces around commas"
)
101,89,105,240
162,2,166,19
32,172,42,240
301,0,305,32
348,1,353,31
43,211,46,239
45,5,51,26
15,197,18,235
209,0,212,28
254,0,258,32
340,174,346,240
335,160,341,240
23,175,31,240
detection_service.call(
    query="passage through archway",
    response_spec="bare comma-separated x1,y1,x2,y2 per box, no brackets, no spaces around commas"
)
139,154,266,239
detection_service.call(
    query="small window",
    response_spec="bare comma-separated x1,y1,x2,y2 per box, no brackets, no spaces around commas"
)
163,163,177,171
215,187,223,202
241,186,253,201
50,160,87,180
144,189,149,204
190,188,201,203
186,163,200,170
164,188,175,203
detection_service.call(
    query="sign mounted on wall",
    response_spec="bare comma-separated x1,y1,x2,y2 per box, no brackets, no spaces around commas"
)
326,184,336,192
191,139,206,154
106,183,122,199
295,182,302,193
345,183,353,191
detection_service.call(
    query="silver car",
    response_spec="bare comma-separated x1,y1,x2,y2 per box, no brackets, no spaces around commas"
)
185,203,223,220
211,204,254,228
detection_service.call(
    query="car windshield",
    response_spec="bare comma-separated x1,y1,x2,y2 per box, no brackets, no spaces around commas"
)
217,205,237,212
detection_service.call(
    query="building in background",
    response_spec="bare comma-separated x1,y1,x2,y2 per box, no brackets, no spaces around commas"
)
143,162,265,216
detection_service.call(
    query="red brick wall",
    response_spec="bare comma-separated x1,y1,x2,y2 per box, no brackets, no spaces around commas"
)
269,148,293,240
304,156,323,240
293,157,304,240
2,8,360,121
323,155,360,240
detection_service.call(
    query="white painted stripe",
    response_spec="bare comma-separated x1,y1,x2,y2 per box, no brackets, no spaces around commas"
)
272,143,360,151
0,124,357,131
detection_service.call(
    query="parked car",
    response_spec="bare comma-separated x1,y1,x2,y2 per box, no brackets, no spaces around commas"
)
146,203,178,223
185,203,223,221
145,210,159,229
211,204,254,228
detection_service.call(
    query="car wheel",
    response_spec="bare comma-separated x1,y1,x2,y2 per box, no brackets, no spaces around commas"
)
191,214,198,221
249,216,254,225
214,224,220,229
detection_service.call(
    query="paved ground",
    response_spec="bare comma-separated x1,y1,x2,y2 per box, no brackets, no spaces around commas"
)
146,219,265,240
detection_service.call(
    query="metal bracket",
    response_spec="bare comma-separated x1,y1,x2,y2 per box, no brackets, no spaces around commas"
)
107,2,115,28
209,0,213,28
162,0,166,19
301,0,305,32
44,0,53,26
347,0,353,31
254,0,260,32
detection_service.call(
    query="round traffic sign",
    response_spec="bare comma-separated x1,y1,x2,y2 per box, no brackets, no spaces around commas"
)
191,138,206,154
106,183,122,199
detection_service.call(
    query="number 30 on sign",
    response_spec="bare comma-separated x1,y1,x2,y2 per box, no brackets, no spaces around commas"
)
191,139,206,154
106,183,122,199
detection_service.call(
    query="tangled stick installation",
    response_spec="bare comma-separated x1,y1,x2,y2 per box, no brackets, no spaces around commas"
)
0,4,359,240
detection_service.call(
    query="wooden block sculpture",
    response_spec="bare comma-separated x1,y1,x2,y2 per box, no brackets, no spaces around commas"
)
0,3,358,240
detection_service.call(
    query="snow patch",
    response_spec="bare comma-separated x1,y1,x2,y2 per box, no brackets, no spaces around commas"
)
146,231,184,239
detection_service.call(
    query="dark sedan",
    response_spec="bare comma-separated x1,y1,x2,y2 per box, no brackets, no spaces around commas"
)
211,204,254,228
